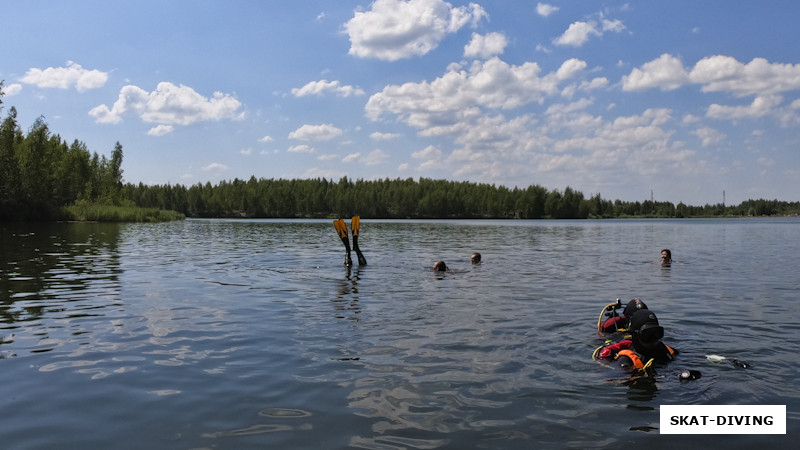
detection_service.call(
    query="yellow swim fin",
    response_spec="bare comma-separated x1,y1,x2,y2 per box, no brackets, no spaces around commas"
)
351,216,366,266
333,218,348,239
333,219,352,266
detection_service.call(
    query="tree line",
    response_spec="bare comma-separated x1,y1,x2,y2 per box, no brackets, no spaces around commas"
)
1,82,126,220
124,176,800,219
2,84,798,221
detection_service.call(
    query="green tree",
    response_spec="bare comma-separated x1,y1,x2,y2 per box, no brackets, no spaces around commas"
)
104,141,124,204
544,190,562,218
20,117,54,215
0,106,22,215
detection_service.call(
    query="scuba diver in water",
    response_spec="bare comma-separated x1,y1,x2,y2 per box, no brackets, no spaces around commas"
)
598,298,649,334
333,217,367,266
595,309,678,374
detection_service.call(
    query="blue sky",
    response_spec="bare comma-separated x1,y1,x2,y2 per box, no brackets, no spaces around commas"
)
2,0,799,205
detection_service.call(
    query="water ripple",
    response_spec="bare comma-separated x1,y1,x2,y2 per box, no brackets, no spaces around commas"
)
1,219,798,448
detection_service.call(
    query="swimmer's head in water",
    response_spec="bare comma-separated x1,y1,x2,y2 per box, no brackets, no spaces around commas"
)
471,253,481,264
433,261,447,272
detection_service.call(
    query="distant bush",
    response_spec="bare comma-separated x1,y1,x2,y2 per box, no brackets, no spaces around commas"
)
62,202,184,222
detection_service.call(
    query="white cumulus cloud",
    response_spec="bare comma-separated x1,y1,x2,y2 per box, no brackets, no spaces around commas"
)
147,124,174,136
464,32,508,59
288,123,343,141
412,145,443,159
3,83,23,96
291,79,365,97
344,0,488,61
622,54,690,92
706,95,783,119
202,162,230,172
692,127,726,147
366,57,589,130
556,58,588,80
370,132,401,140
624,54,800,99
289,144,315,153
89,82,244,126
342,152,361,163
601,18,625,32
536,3,559,17
364,149,390,165
690,55,800,97
21,61,108,92
554,21,600,47
553,17,625,47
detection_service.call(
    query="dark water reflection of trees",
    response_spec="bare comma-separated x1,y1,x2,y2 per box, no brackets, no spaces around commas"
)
0,223,122,326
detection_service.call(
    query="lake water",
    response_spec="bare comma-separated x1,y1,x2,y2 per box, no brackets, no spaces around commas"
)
1,218,797,449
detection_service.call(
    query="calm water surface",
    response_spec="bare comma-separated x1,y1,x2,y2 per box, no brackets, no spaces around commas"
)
1,218,798,449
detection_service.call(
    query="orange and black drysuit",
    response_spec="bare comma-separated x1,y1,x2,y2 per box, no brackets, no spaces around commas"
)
597,339,677,374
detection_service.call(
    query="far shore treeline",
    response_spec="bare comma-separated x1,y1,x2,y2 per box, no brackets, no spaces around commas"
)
1,86,182,222
125,177,798,219
1,88,798,222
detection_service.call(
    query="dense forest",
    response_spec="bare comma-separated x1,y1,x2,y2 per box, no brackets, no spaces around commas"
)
124,177,800,219
2,83,799,221
1,83,128,220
